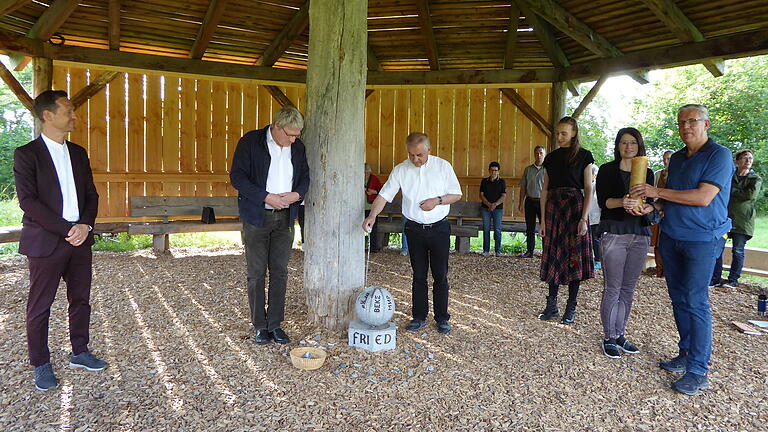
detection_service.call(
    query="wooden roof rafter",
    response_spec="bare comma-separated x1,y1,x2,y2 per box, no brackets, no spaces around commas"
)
640,0,725,77
415,0,440,71
108,0,120,50
8,0,80,70
255,0,309,67
503,2,520,69
0,0,31,17
190,0,229,60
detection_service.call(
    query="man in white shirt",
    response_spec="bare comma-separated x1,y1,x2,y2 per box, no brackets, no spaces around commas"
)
14,90,104,392
363,132,462,334
230,107,310,346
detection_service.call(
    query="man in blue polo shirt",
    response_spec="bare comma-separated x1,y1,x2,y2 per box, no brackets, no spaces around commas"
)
631,104,733,396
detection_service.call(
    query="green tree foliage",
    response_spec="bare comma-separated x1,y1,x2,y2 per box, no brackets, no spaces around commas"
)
565,83,613,167
0,63,33,198
630,56,768,212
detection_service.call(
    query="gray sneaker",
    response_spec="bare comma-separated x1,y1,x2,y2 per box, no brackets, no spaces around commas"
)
34,363,58,391
69,351,108,372
659,352,687,373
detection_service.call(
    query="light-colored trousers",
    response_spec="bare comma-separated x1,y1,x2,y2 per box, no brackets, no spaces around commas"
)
600,233,650,340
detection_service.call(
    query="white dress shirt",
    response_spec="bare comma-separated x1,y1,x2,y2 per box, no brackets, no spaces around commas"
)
264,126,294,209
379,155,462,224
41,133,79,222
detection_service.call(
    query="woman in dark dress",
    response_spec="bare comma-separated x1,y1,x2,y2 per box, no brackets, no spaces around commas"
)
596,127,656,358
538,116,595,324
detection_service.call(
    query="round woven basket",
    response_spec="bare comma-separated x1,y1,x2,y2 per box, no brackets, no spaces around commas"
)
289,347,327,370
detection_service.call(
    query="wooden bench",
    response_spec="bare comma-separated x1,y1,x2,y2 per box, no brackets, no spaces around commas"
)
129,196,242,252
374,200,527,253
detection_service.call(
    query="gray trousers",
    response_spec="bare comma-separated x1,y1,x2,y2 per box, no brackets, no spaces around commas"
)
599,233,650,339
243,211,294,331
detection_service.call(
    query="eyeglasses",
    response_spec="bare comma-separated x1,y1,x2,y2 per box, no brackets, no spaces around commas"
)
677,118,706,127
619,141,638,146
489,168,499,172
279,125,301,138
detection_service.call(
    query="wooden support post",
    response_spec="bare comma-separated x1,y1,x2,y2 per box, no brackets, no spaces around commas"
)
263,84,295,108
32,57,52,136
71,70,120,109
304,0,366,330
153,234,169,253
572,75,607,119
550,81,567,150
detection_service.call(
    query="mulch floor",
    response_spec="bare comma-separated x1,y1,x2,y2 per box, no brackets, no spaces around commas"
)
0,247,766,432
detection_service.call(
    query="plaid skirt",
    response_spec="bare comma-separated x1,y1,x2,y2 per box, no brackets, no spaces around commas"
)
539,187,594,285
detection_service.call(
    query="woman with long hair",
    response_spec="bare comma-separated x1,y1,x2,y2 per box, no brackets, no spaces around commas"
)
596,127,656,358
538,116,595,324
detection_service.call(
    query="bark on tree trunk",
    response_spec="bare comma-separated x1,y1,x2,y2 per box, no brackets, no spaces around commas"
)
303,0,367,331
550,81,567,151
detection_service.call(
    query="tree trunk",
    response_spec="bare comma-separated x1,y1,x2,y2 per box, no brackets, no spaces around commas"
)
550,81,567,150
303,0,367,331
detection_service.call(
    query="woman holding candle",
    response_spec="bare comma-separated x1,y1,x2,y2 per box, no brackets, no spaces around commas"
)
595,127,656,358
537,116,595,324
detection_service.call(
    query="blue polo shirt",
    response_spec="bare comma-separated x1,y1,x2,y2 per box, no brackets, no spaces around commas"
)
661,138,734,241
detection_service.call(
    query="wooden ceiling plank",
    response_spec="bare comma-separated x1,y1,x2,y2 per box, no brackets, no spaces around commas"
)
190,0,229,59
520,0,649,84
368,44,382,71
256,0,309,67
504,2,520,69
108,0,120,50
71,70,120,109
500,88,552,137
572,75,607,119
0,59,33,111
9,0,79,70
264,84,295,108
0,0,31,16
415,0,440,70
641,0,724,77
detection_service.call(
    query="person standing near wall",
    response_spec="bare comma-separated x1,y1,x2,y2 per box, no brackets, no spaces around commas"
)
480,162,507,257
518,146,546,258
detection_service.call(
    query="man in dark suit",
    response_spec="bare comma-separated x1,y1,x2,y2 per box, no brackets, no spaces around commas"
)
14,90,106,392
230,106,310,345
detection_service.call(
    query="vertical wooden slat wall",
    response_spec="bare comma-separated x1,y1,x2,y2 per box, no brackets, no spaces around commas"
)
56,66,550,221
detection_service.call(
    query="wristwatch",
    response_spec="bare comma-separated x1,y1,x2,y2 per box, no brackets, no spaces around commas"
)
437,196,443,205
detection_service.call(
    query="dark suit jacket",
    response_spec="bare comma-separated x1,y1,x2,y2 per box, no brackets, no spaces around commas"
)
13,137,99,257
230,126,310,227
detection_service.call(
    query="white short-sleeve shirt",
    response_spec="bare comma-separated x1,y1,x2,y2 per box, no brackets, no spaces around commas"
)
379,155,462,224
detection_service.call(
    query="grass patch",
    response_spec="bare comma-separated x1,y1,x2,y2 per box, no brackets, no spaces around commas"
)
0,198,22,226
749,216,768,249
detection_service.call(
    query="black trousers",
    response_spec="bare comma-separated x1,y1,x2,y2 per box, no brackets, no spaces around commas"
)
404,218,451,322
243,211,294,331
524,197,542,253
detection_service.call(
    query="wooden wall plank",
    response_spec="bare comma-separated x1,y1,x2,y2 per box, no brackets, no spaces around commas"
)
393,89,409,166
453,88,469,178
436,88,453,163
423,89,438,153
52,66,66,93
195,79,212,197
211,81,228,195
468,89,485,178
162,76,181,197
500,94,516,218
145,74,162,196
242,81,258,133
257,84,272,128
226,82,242,196
108,72,127,217
88,70,108,217
408,88,424,134
127,73,145,206
180,77,196,196
68,67,88,152
364,89,380,172
378,90,395,174
485,88,501,169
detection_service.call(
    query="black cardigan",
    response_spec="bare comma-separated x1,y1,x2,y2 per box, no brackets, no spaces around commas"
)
596,160,654,223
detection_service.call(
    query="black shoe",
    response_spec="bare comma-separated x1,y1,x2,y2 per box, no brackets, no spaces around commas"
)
616,336,640,354
270,328,290,344
436,321,452,334
560,301,577,325
34,363,58,392
406,319,426,332
672,372,709,396
521,251,534,258
659,351,687,373
602,340,621,359
254,328,272,345
538,296,559,321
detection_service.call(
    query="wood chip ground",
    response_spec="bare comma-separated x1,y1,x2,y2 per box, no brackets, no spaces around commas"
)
0,247,766,431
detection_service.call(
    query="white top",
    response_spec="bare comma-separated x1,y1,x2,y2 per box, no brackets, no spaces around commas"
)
41,133,79,222
588,179,600,225
379,155,462,224
264,126,294,209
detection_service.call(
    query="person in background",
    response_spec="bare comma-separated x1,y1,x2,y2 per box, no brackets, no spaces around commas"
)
518,145,546,258
480,162,507,256
596,127,655,359
650,150,673,277
588,164,602,270
710,149,762,288
537,116,595,325
364,163,383,252
631,104,733,396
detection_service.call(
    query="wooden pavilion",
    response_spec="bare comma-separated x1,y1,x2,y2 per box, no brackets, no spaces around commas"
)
0,0,766,329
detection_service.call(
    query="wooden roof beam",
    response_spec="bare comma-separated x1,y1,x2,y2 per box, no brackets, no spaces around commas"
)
264,85,295,108
108,0,120,50
517,1,578,96
571,75,607,119
519,0,648,84
71,70,120,109
415,0,440,71
367,44,382,71
8,0,79,70
500,88,552,138
190,0,228,60
640,0,724,77
0,59,33,111
0,0,32,16
256,0,309,67
504,3,520,69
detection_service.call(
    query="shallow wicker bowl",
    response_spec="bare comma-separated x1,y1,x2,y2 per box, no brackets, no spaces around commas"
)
289,347,327,370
